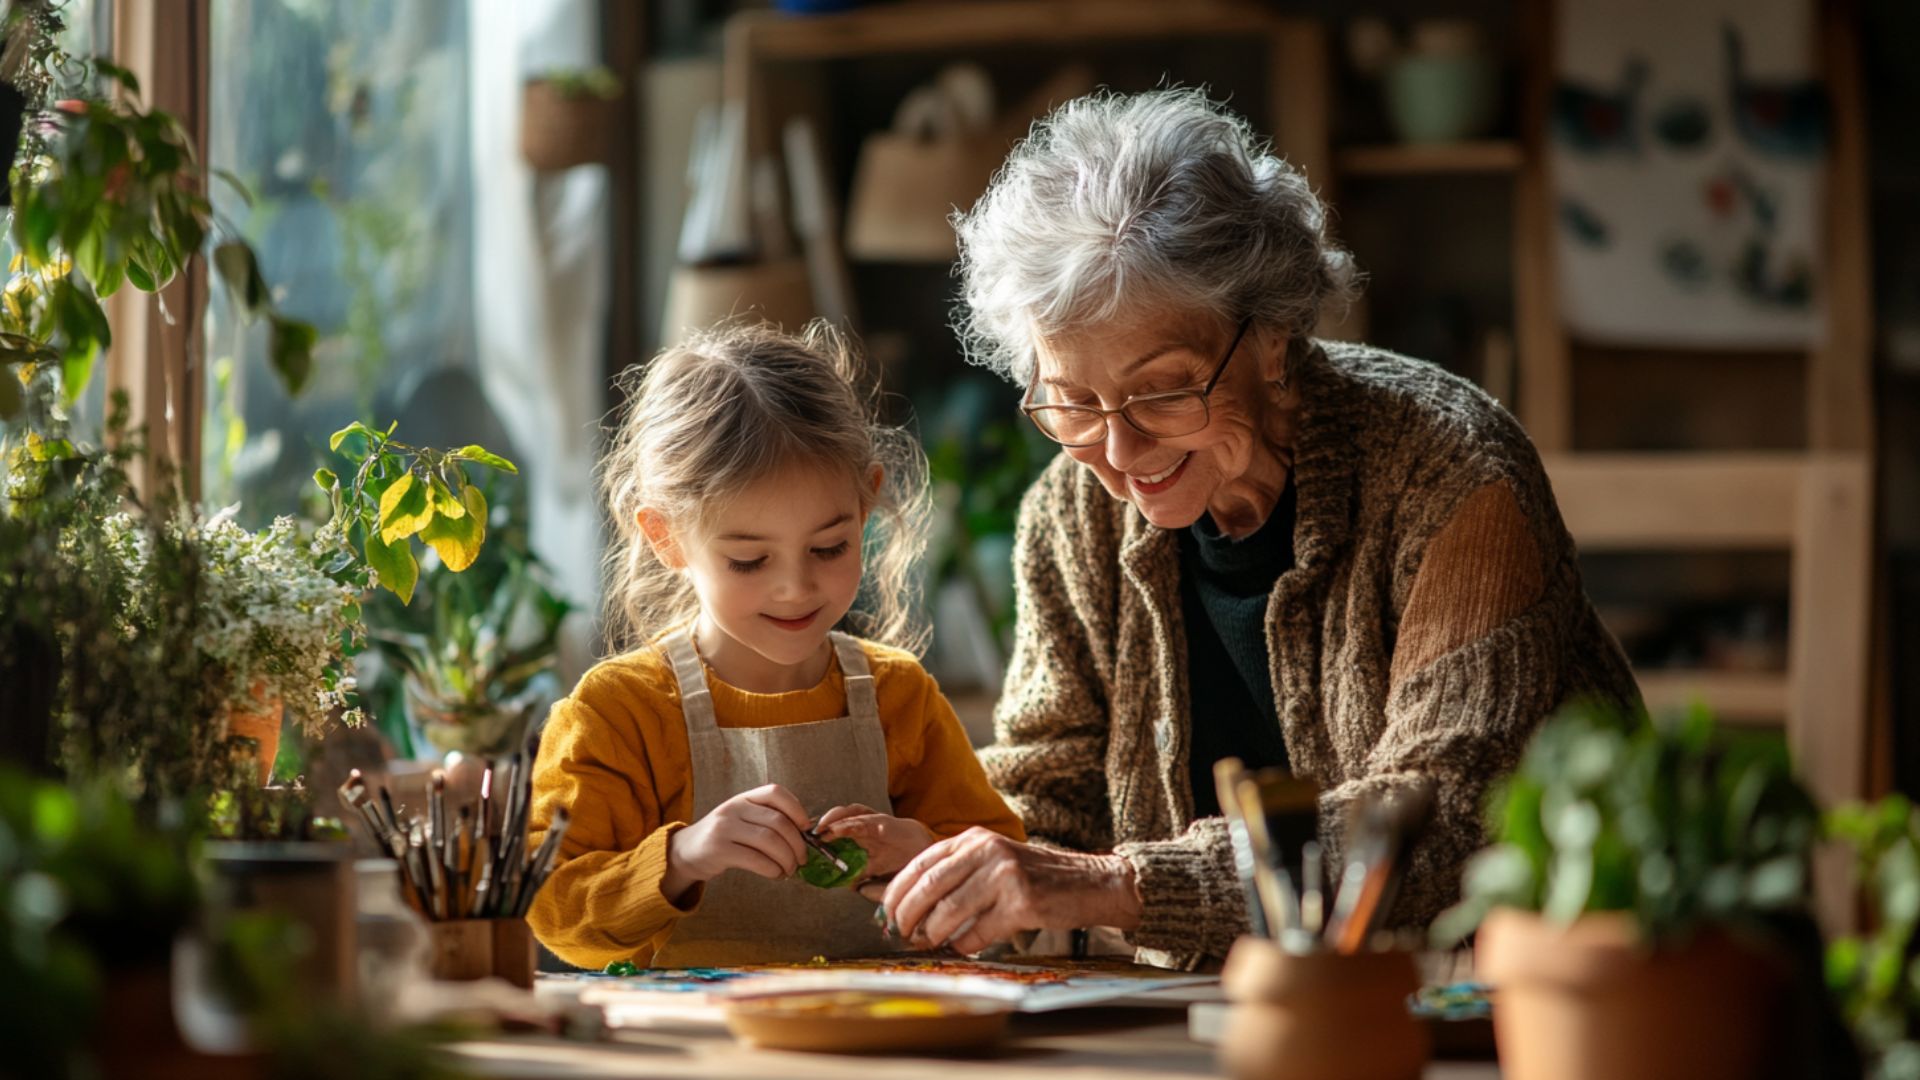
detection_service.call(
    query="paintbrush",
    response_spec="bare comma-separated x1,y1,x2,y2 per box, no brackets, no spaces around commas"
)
1324,779,1434,952
1232,776,1300,937
801,828,851,874
479,758,495,841
1213,757,1271,939
429,769,448,872
493,753,523,897
338,770,393,851
513,808,573,916
379,784,402,840
468,833,491,917
1301,841,1325,938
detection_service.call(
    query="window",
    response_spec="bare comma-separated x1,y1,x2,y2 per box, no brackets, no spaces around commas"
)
203,0,473,522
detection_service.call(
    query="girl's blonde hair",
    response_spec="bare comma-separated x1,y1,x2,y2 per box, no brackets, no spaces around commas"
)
601,320,932,656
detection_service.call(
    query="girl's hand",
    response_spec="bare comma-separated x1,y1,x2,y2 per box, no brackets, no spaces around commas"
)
815,804,935,879
662,783,811,903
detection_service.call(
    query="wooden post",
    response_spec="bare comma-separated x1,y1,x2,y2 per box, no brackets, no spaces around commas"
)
104,0,209,504
1513,0,1571,451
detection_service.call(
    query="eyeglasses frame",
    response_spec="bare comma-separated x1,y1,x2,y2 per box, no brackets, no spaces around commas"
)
1020,316,1255,448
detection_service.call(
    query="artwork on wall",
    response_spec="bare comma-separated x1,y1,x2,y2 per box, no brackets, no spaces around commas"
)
1552,0,1827,347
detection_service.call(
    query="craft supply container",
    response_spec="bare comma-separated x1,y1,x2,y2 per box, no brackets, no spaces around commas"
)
1219,937,1429,1080
427,917,537,989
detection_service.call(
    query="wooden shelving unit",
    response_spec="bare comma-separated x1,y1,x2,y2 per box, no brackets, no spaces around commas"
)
1335,140,1524,177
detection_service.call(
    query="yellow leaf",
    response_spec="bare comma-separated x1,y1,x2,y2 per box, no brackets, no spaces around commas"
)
377,471,433,545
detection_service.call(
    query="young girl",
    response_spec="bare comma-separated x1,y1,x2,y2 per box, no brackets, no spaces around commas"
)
526,321,1025,969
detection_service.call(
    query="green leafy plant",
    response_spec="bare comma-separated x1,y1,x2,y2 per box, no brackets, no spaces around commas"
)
0,766,203,1079
533,65,621,100
1433,700,1820,945
316,422,516,605
3,60,314,408
1827,796,1920,1079
376,545,571,758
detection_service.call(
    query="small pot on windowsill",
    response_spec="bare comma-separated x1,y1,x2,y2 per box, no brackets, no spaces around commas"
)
225,684,284,786
520,74,622,172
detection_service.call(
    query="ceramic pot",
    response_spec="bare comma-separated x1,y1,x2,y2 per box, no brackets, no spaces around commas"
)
224,691,283,786
1219,937,1429,1080
1384,52,1498,143
520,79,618,171
1477,909,1785,1080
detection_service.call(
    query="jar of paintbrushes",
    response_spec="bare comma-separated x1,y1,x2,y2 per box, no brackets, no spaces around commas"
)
338,752,569,990
1213,759,1434,1080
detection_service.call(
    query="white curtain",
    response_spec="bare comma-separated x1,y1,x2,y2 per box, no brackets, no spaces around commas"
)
467,0,608,613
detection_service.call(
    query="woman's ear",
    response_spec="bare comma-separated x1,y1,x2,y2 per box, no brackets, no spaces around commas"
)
868,464,885,497
638,509,685,569
1255,324,1292,387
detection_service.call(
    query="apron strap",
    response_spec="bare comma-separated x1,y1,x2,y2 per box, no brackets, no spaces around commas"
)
662,630,721,737
829,632,879,724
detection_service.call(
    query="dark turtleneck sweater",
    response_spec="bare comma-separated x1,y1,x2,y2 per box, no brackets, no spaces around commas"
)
1179,478,1297,818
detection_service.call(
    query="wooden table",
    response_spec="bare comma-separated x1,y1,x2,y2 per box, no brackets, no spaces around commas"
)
452,1004,1501,1079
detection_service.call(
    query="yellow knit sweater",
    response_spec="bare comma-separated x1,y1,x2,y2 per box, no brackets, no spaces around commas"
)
526,636,1025,969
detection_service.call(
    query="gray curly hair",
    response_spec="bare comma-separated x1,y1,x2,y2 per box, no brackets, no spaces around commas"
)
952,87,1359,383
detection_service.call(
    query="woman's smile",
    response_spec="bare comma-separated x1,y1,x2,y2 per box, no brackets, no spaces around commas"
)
1128,453,1191,495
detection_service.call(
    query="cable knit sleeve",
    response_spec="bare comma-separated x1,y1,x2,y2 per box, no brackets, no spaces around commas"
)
978,460,1117,853
1322,480,1564,929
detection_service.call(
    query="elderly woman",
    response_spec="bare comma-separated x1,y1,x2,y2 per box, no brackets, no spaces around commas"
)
874,89,1639,968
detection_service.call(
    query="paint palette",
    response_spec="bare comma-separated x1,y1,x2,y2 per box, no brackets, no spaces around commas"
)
724,991,1011,1054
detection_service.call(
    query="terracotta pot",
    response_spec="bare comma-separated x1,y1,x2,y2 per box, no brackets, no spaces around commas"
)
1477,909,1785,1080
520,79,619,171
1219,937,1429,1080
205,841,360,1005
224,692,283,786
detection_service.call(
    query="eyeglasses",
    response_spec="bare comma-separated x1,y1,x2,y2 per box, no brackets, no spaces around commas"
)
1021,317,1253,448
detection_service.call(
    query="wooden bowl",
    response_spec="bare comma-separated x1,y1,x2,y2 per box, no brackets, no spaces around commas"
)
724,991,1011,1054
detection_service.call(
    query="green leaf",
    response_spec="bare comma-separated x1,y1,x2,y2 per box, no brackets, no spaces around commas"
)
427,475,465,518
211,167,255,209
461,483,488,528
364,530,418,604
93,59,143,98
329,421,376,453
213,242,270,316
419,498,484,572
453,445,517,474
794,838,867,889
124,257,155,292
268,315,316,396
377,472,433,544
313,467,338,493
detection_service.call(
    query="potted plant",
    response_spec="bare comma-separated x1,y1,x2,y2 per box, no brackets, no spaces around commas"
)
1827,796,1920,1079
373,531,572,760
519,65,621,171
0,766,205,1078
1434,701,1823,1080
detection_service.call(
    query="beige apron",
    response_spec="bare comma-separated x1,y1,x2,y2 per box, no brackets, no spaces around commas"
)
652,629,900,967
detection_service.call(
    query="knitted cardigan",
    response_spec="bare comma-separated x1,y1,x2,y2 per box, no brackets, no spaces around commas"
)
980,340,1640,968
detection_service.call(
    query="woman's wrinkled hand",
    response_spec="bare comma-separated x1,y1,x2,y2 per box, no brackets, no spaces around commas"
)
869,828,1142,955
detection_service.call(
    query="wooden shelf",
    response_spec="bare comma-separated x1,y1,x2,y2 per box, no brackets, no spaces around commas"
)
1543,453,1806,550
1637,670,1789,726
1335,141,1524,177
730,0,1288,61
